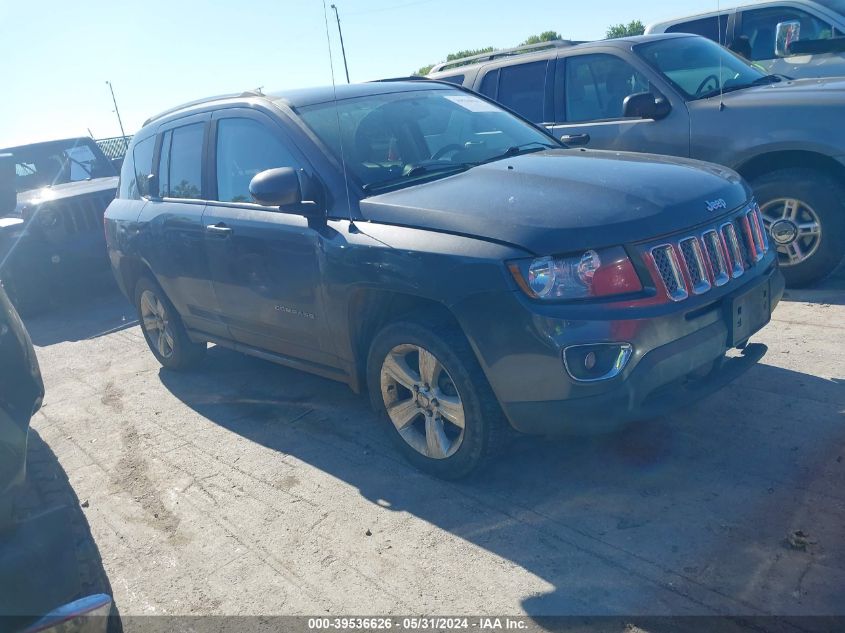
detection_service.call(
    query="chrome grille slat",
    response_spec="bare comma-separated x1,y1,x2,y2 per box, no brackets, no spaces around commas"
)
721,222,745,278
650,245,688,302
754,204,769,252
702,230,730,287
748,206,767,259
679,237,711,295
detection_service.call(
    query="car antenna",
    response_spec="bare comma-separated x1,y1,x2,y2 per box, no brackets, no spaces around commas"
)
322,0,358,233
717,0,725,110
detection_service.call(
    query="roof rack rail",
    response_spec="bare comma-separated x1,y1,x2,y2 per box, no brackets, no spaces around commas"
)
143,90,266,126
428,40,584,74
371,76,432,83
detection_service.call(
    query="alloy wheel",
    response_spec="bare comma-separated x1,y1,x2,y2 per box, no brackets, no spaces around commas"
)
379,344,466,460
760,198,822,267
140,289,175,359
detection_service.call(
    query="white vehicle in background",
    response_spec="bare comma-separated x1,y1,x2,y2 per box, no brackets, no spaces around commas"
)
647,0,845,78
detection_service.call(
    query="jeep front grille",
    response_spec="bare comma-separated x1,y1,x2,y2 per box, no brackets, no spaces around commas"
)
646,203,769,302
45,192,114,235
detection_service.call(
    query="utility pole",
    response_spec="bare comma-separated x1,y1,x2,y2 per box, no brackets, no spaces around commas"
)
105,80,129,152
330,4,351,83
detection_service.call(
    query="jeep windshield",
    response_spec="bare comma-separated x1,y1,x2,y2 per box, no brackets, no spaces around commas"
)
636,36,775,101
4,139,116,193
294,88,559,195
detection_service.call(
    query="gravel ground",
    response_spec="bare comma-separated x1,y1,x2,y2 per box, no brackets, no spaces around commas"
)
20,265,845,625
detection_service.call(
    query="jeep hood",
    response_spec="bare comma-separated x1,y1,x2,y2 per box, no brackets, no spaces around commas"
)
9,177,118,216
359,150,749,255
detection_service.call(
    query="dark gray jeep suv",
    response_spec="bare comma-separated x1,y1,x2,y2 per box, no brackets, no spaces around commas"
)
105,81,783,478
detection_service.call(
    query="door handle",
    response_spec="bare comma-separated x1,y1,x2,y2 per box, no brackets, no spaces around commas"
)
206,222,233,236
560,133,591,146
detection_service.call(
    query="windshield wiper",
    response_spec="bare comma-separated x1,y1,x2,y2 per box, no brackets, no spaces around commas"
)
478,141,557,165
697,74,784,100
65,155,94,179
362,163,471,193
750,74,784,85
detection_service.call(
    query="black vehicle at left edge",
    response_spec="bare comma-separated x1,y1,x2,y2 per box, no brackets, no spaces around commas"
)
0,156,114,632
105,81,784,478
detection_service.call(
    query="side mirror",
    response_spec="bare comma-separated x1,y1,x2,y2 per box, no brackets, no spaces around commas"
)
0,153,16,215
775,20,801,57
623,92,671,120
249,167,324,218
145,173,159,199
111,157,124,172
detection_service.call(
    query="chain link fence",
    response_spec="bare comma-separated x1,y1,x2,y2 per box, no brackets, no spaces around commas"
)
95,135,132,160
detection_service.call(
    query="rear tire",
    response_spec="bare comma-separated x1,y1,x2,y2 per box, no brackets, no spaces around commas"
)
366,317,509,479
134,276,205,370
751,168,845,287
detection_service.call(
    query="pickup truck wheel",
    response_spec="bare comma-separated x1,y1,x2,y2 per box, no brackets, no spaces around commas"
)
367,319,508,479
752,168,845,287
134,277,205,370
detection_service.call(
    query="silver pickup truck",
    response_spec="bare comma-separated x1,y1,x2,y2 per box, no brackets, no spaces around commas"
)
429,34,845,286
647,0,845,79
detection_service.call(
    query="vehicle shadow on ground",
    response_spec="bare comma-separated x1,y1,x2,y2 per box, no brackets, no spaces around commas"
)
159,345,845,619
23,284,135,347
782,260,845,305
2,429,120,630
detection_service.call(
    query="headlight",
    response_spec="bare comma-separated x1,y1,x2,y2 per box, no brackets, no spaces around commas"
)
508,246,642,300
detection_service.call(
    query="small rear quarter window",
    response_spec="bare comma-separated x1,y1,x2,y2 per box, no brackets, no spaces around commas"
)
119,135,155,200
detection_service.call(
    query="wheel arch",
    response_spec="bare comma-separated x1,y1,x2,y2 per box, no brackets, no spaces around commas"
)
736,150,845,185
346,288,462,393
115,255,157,301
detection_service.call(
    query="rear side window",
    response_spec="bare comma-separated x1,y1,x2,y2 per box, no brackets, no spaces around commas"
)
162,123,204,199
438,74,465,85
491,61,547,123
215,118,300,203
119,135,154,200
666,15,730,42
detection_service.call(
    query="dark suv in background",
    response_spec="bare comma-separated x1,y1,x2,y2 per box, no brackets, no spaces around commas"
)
0,137,119,312
429,33,845,287
105,81,782,478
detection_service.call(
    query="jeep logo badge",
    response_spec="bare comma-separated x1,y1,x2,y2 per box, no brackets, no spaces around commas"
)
706,199,728,212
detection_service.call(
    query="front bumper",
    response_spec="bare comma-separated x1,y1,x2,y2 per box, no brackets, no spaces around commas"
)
453,258,784,435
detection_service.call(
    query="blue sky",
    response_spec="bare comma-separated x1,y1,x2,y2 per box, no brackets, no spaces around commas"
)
0,0,720,147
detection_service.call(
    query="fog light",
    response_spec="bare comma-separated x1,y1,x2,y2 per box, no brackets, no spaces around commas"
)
563,343,633,382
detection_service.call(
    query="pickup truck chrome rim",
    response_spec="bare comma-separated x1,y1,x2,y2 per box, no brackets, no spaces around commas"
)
380,344,465,460
140,289,175,359
760,198,822,267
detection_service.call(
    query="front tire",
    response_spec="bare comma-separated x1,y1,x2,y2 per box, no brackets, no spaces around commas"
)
752,168,845,287
366,318,508,479
134,276,205,370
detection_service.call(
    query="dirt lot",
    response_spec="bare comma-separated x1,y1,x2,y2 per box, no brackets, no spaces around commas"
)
22,268,845,623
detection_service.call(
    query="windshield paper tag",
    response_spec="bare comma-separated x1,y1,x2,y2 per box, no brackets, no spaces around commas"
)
445,95,500,112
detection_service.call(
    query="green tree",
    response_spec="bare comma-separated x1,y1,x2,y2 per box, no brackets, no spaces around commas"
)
415,46,495,76
519,30,562,46
606,20,645,39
